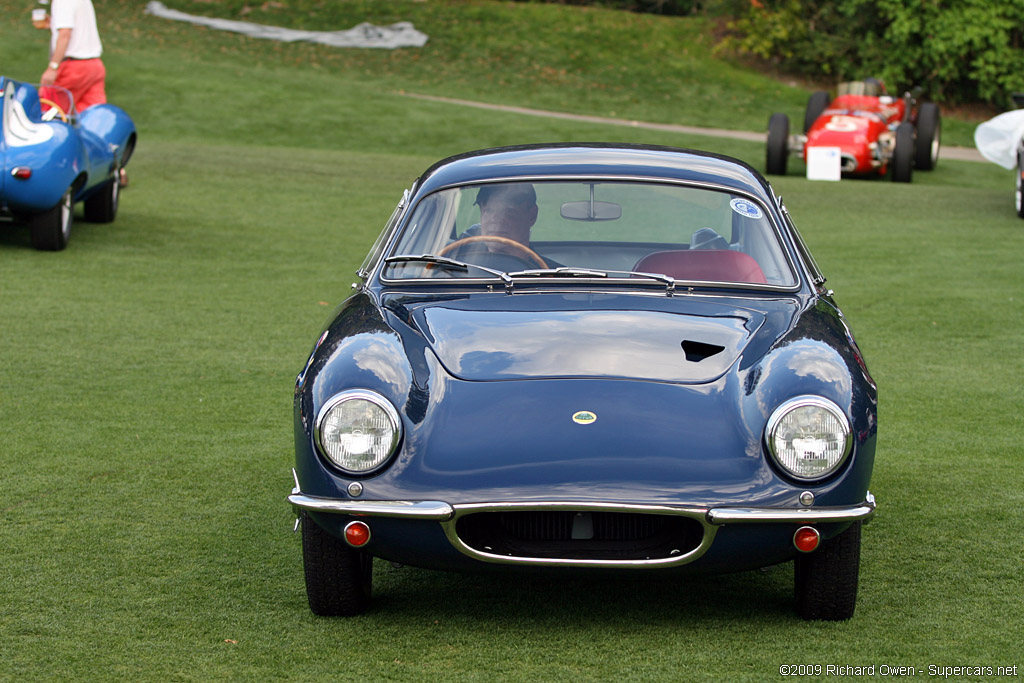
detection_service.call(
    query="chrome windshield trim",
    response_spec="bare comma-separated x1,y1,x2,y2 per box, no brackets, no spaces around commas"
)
377,176,803,291
707,492,876,525
288,493,454,520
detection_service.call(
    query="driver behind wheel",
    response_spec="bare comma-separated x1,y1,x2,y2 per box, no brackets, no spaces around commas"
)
472,183,539,255
448,182,560,269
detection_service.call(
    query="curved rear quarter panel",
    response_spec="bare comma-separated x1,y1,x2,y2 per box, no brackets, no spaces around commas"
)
2,121,82,212
3,78,90,211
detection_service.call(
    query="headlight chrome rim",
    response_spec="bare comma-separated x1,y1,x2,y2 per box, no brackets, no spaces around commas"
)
314,389,402,475
765,396,852,482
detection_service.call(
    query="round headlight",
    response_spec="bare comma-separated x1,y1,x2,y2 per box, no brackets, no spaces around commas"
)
765,396,852,481
314,390,402,474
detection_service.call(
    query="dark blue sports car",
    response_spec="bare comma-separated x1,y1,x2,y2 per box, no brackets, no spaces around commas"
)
289,144,878,620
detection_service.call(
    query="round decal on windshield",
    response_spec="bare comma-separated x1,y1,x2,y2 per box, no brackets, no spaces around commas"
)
730,198,763,220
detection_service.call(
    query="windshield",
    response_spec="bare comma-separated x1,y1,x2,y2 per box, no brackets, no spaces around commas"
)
382,180,797,287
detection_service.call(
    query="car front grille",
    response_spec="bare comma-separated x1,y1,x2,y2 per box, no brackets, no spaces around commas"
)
454,510,705,561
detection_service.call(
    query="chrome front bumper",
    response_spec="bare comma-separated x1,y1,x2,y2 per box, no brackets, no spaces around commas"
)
288,489,876,525
289,471,876,569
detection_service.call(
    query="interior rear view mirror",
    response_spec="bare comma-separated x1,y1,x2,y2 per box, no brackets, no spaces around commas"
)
560,200,622,221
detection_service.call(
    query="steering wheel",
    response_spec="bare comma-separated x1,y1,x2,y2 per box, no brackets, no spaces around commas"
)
39,98,68,123
439,235,548,269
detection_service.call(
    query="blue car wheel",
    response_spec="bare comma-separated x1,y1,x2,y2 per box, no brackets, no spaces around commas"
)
30,188,73,251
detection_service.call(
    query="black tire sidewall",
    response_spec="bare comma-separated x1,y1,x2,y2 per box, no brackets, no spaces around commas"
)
1016,150,1024,219
892,123,914,182
83,178,119,223
30,189,72,251
301,512,373,616
794,521,862,621
914,102,941,170
766,114,790,176
804,91,830,133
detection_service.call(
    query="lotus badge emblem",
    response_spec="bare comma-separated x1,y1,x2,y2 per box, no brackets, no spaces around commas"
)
572,410,597,425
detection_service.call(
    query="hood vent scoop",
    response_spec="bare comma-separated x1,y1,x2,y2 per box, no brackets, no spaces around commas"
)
682,340,725,363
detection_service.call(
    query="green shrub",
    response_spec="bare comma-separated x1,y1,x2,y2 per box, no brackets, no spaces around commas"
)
512,0,703,15
717,0,1024,105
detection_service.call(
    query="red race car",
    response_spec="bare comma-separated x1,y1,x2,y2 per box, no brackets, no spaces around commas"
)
767,79,941,182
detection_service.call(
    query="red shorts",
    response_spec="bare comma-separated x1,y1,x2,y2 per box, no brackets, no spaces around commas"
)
55,58,107,112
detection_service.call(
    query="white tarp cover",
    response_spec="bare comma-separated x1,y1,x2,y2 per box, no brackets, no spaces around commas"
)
144,1,428,49
974,110,1024,170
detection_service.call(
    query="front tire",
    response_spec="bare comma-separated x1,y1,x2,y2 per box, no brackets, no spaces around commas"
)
30,188,73,251
84,177,119,223
914,102,941,170
301,512,373,616
804,91,830,133
891,123,914,183
794,522,862,621
766,113,790,175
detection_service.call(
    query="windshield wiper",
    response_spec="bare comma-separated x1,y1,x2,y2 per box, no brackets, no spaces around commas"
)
384,255,513,288
385,257,677,295
507,267,609,278
608,269,676,292
508,266,677,295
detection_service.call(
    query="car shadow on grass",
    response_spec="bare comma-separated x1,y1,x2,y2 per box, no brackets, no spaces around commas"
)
0,225,35,250
367,559,795,624
0,210,100,251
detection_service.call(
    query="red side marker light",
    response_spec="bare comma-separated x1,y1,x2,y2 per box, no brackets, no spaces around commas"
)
12,167,32,180
344,520,371,547
793,526,820,553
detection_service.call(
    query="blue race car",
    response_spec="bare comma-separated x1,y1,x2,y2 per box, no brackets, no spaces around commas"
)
1,77,136,250
289,144,878,621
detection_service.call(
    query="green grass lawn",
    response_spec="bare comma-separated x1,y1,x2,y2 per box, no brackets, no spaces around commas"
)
2,1,1022,680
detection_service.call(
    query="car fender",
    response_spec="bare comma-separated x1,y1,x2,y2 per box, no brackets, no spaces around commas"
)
741,298,877,501
75,104,137,200
294,292,415,497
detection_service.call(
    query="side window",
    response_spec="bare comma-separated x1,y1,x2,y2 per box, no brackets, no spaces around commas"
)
358,189,410,279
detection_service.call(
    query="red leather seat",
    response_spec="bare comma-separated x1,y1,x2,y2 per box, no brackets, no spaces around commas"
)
634,249,767,284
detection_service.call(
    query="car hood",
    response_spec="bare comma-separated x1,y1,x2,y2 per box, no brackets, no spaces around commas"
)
301,291,872,508
389,292,793,384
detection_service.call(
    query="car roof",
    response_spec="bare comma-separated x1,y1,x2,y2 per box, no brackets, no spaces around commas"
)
412,143,776,204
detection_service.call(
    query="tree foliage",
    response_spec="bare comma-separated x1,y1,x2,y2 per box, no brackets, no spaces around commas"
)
513,0,704,13
717,0,1024,105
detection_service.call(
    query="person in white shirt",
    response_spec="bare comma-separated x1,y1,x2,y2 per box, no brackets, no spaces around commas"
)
35,0,106,112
